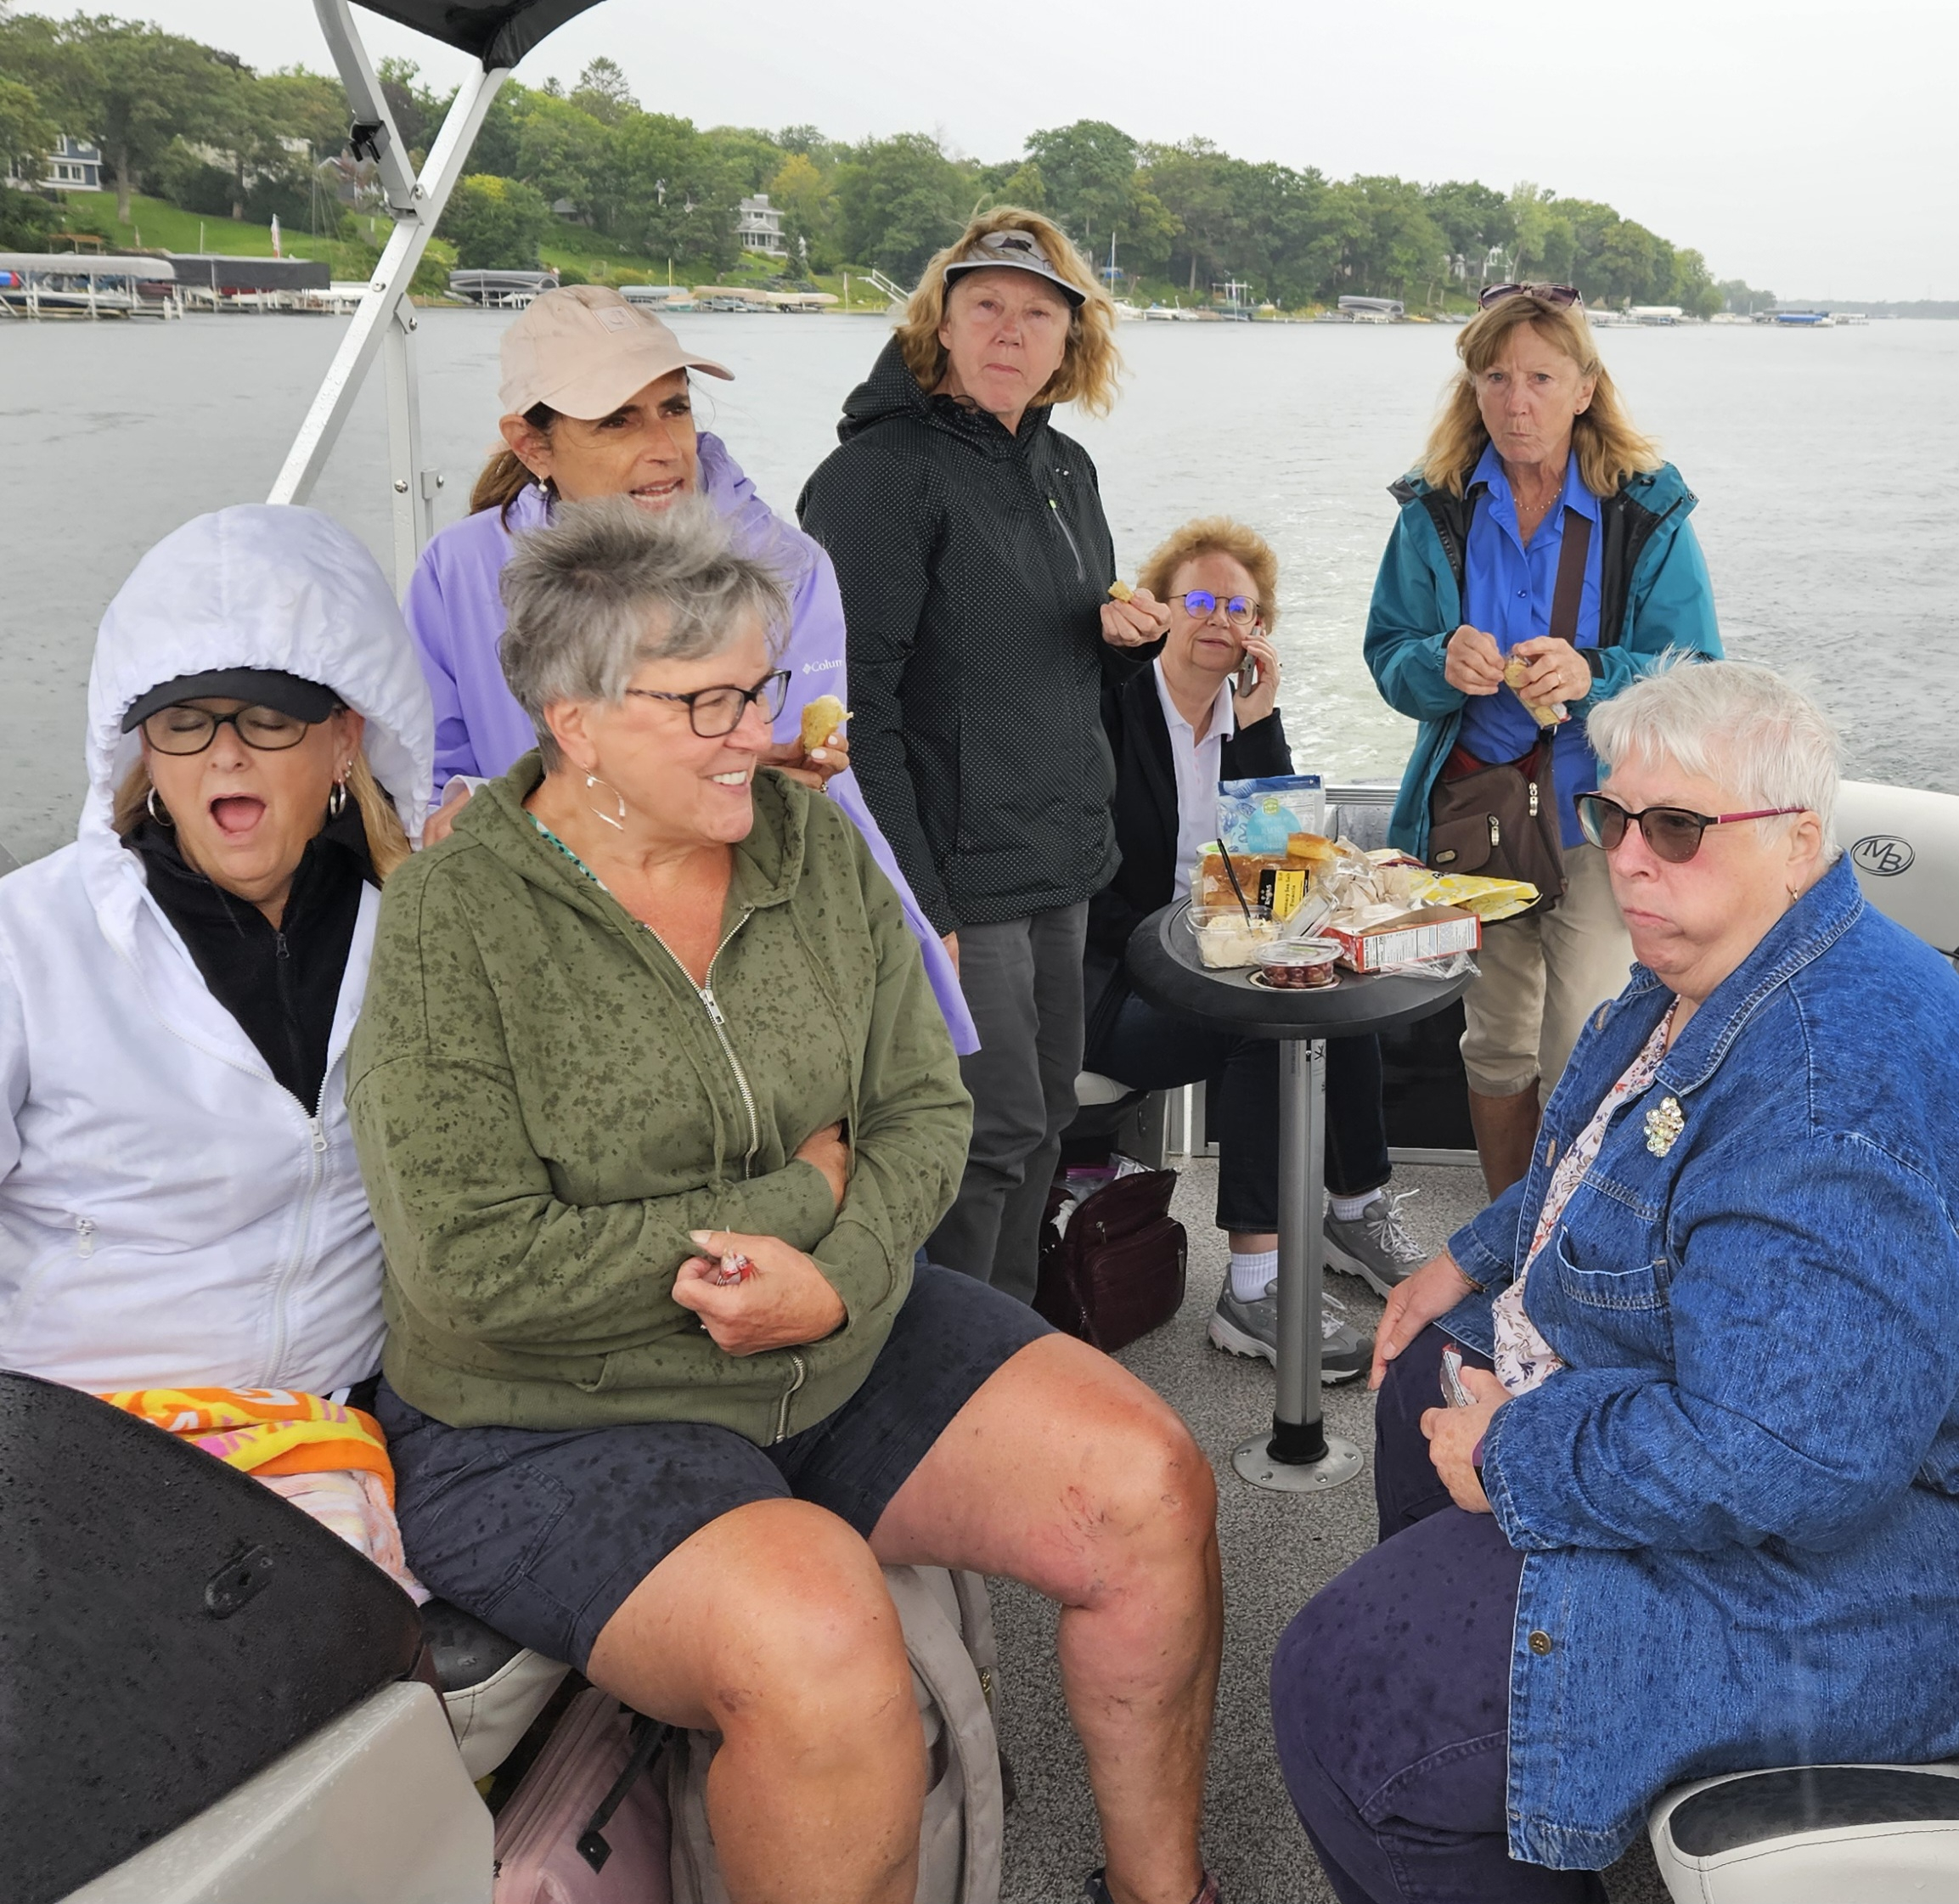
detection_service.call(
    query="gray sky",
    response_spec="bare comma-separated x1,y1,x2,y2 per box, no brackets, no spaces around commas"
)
105,0,1959,299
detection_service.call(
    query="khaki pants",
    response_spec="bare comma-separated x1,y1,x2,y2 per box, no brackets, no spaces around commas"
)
1460,842,1632,1101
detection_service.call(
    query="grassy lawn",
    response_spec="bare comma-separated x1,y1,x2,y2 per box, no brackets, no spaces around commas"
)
63,190,341,262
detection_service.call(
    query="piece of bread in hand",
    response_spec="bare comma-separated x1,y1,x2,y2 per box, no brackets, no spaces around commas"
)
1107,579,1134,602
799,693,848,754
1502,656,1564,727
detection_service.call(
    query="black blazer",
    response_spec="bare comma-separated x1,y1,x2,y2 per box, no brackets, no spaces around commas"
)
1084,658,1292,1032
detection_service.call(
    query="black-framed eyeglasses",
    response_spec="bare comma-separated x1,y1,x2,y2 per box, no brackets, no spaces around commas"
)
141,703,324,755
1174,590,1260,628
1479,282,1584,310
624,669,790,738
1575,791,1807,865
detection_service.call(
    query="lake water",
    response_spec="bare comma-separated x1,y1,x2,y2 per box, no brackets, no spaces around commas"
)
3,309,1955,865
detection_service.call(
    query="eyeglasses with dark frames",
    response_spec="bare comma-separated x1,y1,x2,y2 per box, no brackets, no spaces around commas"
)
141,703,326,755
624,669,791,739
1575,791,1808,865
1478,282,1584,311
1174,589,1261,628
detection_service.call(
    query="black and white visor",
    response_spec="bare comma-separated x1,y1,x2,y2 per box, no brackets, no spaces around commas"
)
943,229,1086,307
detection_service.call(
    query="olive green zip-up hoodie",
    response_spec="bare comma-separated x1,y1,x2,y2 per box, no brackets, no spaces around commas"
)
347,757,972,1440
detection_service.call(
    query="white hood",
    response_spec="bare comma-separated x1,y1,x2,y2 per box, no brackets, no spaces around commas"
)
84,504,432,844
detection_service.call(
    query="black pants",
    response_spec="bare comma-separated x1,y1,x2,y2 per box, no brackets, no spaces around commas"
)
1084,980,1391,1232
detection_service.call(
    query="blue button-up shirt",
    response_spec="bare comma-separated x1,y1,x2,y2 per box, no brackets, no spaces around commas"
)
1456,443,1604,846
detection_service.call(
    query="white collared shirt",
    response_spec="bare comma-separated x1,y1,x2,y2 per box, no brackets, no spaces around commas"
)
1153,658,1238,901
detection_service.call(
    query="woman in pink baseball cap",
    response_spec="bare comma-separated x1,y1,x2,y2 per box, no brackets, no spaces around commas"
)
403,284,976,1050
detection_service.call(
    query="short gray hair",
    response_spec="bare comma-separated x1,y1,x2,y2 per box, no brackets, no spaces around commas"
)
498,495,790,766
1587,657,1843,862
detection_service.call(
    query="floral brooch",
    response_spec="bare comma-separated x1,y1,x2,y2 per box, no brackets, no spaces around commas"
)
1644,1096,1685,1157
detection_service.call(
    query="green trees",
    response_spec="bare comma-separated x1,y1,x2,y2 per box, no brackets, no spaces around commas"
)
438,172,551,268
834,133,969,282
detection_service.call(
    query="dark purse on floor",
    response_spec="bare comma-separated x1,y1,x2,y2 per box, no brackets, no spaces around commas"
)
1425,507,1592,911
1035,1166,1186,1355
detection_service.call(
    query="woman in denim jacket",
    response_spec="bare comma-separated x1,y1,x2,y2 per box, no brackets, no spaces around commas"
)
1270,661,1959,1903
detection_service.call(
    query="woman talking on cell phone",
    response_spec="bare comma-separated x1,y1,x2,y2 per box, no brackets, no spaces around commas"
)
799,211,1165,1305
1363,284,1721,1195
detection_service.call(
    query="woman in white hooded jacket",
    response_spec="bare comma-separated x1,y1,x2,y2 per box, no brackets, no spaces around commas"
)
0,504,432,1580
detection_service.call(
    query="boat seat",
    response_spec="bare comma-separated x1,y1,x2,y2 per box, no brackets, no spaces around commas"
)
1649,1762,1959,1902
422,1598,570,1782
1076,1069,1138,1107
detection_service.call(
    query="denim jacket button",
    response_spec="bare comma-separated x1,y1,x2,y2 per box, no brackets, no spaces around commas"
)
1528,1630,1555,1656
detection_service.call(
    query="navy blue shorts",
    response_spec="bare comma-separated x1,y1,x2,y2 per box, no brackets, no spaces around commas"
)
376,1264,1053,1670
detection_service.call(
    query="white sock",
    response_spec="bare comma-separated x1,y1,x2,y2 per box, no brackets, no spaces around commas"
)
1329,1188,1383,1225
1229,1248,1278,1303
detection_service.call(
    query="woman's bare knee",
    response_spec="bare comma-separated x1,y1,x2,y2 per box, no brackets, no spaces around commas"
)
589,1497,914,1742
1051,1400,1218,1606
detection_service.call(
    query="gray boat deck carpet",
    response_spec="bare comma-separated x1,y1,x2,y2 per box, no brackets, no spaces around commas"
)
990,1158,1672,1904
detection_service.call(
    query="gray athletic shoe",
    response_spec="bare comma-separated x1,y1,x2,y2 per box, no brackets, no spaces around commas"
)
1207,1276,1371,1383
1324,1188,1428,1298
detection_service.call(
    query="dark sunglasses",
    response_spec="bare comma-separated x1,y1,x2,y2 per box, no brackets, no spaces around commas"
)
141,702,328,755
624,669,790,739
1174,590,1260,627
1479,282,1584,310
1575,791,1807,865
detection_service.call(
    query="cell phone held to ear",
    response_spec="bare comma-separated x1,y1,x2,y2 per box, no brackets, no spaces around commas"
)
1236,653,1260,696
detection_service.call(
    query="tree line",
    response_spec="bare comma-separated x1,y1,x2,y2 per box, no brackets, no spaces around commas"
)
0,13,1755,314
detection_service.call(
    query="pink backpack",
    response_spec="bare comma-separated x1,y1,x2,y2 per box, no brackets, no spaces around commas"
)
493,1687,673,1903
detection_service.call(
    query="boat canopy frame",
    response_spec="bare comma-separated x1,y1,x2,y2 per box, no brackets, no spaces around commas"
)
268,0,606,589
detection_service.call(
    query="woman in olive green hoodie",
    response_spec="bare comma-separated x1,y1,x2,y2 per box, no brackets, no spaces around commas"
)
349,499,1224,1904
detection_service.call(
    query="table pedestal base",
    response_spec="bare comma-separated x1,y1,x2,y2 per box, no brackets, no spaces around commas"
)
1233,1431,1365,1493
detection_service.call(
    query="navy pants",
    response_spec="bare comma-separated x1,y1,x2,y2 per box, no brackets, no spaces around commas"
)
1269,1327,1607,1903
1084,982,1391,1231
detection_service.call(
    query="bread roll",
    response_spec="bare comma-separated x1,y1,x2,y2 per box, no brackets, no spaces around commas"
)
1286,831,1338,867
799,693,847,754
1107,579,1134,602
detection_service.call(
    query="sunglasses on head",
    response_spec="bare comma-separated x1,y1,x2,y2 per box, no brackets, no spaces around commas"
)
1574,791,1807,865
1479,282,1584,310
1174,589,1259,627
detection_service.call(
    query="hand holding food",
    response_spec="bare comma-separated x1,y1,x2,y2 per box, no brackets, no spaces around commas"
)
1101,581,1171,649
799,692,848,756
1503,655,1567,728
1507,636,1590,716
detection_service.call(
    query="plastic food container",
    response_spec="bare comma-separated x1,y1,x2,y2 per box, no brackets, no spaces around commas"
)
1255,938,1342,989
1186,904,1276,969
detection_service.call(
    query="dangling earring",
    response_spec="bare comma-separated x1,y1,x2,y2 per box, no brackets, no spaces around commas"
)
585,773,628,831
329,777,349,819
145,786,173,827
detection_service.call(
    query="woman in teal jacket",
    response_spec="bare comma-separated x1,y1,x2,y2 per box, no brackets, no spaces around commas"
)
1363,286,1720,1193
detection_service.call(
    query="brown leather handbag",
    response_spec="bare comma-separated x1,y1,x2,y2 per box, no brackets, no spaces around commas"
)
1425,508,1592,912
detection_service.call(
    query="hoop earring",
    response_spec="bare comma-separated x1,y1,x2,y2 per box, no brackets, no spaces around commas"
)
585,773,627,831
329,779,349,819
145,786,172,828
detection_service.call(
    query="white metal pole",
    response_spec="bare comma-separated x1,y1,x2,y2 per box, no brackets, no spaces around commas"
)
267,0,509,577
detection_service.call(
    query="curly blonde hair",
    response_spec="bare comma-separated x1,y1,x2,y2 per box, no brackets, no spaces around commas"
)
893,206,1123,418
1138,517,1281,634
1421,295,1662,499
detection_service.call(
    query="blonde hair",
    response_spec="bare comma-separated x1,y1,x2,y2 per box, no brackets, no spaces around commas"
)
114,746,412,881
894,206,1123,418
1420,296,1663,499
1138,517,1281,634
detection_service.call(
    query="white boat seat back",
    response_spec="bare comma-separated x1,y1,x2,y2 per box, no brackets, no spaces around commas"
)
1835,780,1959,964
1075,1070,1137,1107
1649,1762,1959,1903
421,1598,570,1781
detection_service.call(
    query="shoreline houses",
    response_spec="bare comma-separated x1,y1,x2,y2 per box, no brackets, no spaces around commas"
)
735,192,785,260
3,133,104,196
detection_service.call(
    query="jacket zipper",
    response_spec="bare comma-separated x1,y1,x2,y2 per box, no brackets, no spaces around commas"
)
1045,494,1087,583
774,1351,807,1444
689,916,761,1172
76,1216,95,1258
265,1102,330,1384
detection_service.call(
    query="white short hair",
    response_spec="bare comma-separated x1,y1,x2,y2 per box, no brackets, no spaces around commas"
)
1586,657,1843,863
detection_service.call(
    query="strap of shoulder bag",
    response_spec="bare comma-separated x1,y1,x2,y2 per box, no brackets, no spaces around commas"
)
1549,507,1592,645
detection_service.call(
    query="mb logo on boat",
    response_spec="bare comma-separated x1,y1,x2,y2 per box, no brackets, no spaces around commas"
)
1851,835,1916,876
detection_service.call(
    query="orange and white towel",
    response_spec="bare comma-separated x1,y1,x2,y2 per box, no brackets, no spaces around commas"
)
99,1387,427,1602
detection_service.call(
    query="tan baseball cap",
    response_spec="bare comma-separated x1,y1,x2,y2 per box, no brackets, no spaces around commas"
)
498,284,734,419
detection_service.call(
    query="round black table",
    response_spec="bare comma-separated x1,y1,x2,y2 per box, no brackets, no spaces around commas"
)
1128,901,1472,1493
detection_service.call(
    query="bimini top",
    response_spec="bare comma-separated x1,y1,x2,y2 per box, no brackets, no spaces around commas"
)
352,0,609,67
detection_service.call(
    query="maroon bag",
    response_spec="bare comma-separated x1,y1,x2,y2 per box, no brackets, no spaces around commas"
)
1035,1167,1186,1354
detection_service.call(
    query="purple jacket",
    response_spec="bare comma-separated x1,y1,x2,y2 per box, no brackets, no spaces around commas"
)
402,436,977,1052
